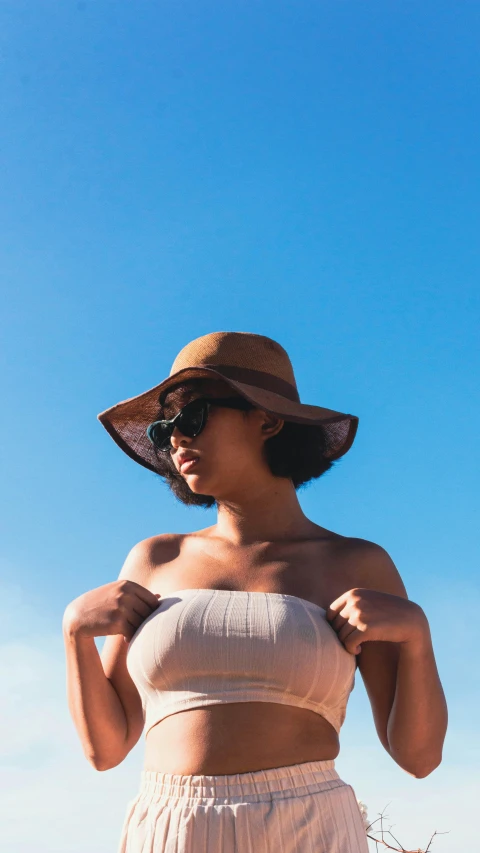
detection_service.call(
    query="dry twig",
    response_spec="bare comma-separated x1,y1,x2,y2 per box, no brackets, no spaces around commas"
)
360,802,450,852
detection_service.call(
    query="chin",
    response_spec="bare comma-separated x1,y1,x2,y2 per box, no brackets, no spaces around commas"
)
186,471,224,496
184,473,209,492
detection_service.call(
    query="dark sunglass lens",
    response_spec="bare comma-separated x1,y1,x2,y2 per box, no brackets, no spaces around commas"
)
177,399,206,437
148,422,172,450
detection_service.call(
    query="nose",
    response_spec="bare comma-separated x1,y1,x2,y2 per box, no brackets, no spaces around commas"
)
169,425,192,450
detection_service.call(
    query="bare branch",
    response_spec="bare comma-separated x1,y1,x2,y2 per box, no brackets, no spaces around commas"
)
362,803,450,852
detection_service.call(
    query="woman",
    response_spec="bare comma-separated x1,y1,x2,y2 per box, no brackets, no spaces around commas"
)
63,331,448,853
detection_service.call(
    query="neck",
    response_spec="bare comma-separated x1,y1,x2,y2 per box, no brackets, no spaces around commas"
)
214,477,315,547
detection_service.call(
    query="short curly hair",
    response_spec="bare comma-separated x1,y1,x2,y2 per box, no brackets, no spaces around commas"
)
150,378,336,508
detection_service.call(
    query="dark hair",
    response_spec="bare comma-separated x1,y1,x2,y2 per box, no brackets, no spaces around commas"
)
151,379,335,508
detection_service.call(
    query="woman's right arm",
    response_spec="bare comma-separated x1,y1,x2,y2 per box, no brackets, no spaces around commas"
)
63,626,134,771
62,541,161,771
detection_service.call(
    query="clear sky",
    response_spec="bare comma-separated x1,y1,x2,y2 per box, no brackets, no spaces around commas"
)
1,3,479,851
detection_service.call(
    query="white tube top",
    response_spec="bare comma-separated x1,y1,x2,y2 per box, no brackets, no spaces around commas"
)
126,588,356,736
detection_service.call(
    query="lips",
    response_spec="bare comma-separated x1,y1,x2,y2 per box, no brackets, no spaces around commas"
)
180,457,200,473
177,453,200,472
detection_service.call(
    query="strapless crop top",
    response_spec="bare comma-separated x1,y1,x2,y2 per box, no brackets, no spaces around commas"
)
126,588,356,736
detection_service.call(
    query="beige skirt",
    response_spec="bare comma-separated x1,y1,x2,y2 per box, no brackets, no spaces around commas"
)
118,758,369,852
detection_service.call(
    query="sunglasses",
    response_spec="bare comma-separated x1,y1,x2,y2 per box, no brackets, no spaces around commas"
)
146,396,254,452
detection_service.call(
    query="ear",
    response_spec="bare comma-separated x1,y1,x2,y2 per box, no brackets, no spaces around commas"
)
260,412,284,440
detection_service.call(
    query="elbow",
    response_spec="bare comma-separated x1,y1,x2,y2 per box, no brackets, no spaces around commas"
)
398,753,443,779
86,751,125,772
82,729,138,772
86,755,113,772
388,743,444,778
411,755,443,778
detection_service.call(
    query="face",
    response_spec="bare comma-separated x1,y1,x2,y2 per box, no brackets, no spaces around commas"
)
161,380,284,499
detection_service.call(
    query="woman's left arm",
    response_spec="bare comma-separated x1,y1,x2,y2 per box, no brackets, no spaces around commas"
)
386,619,448,777
327,540,448,779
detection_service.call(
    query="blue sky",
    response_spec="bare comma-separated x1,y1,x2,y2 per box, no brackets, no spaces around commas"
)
1,3,479,851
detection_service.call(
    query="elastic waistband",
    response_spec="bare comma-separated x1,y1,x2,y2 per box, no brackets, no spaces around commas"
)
138,759,345,802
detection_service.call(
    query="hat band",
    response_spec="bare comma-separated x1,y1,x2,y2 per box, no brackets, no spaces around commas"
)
193,364,300,403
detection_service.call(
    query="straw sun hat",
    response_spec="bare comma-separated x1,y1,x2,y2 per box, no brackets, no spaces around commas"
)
97,331,359,474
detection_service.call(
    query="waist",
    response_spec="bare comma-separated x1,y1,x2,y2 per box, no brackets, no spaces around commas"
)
138,757,345,803
143,702,340,775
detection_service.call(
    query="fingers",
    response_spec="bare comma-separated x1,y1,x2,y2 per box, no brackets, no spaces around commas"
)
131,597,156,619
123,610,145,631
129,582,162,610
114,581,163,643
328,612,349,631
338,625,363,655
125,617,142,638
326,610,364,655
123,587,163,641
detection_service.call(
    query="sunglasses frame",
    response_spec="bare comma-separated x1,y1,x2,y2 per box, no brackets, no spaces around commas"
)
146,396,254,452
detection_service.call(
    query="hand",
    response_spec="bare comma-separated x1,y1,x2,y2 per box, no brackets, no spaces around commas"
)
63,580,161,643
325,588,427,656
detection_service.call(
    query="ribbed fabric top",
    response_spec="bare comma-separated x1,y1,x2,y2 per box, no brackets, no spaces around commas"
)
126,588,356,736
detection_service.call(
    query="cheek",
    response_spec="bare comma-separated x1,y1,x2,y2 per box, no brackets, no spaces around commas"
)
203,420,255,468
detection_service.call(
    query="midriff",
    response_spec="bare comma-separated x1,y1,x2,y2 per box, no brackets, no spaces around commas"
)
139,523,354,774
144,702,340,774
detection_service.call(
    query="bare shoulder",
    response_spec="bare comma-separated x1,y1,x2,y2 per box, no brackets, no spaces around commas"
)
117,533,184,588
334,535,409,600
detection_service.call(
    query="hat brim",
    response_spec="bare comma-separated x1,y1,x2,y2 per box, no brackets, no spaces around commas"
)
97,366,359,473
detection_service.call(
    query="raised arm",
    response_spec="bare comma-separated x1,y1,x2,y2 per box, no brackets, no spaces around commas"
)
62,540,161,771
327,539,448,778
